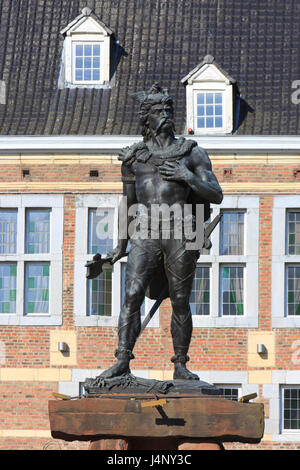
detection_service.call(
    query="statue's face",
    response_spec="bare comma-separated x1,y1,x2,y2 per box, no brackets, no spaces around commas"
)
147,102,174,135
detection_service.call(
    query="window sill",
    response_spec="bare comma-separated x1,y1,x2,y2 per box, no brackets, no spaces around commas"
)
192,316,258,328
273,433,300,442
60,82,111,90
272,317,300,328
0,314,62,326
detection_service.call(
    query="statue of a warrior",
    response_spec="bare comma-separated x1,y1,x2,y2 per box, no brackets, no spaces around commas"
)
88,83,223,380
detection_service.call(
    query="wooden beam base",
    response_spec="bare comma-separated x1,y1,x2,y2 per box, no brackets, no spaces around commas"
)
48,393,264,449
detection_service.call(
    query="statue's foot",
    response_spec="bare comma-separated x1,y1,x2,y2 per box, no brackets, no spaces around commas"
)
173,363,199,381
99,360,131,379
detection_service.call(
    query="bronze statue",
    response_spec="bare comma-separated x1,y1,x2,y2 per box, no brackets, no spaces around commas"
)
87,83,223,381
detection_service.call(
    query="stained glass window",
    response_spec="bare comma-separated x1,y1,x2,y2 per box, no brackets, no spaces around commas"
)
286,211,300,255
25,263,49,314
220,266,244,316
0,263,16,313
88,208,114,255
0,209,17,254
87,267,112,316
220,211,244,255
190,266,210,315
25,209,50,254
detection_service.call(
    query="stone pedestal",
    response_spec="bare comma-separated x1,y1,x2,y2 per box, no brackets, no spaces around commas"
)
88,438,224,450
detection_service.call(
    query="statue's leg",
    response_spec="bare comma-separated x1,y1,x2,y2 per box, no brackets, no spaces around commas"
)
100,239,161,379
164,241,200,380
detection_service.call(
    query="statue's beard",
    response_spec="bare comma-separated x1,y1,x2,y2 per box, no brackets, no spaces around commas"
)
154,118,175,136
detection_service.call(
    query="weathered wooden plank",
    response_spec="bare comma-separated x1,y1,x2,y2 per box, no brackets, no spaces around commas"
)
49,395,264,443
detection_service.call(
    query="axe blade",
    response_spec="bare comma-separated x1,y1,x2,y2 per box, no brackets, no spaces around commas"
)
85,253,112,280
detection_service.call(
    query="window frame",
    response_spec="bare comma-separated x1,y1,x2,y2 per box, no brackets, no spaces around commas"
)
192,196,259,328
74,195,159,327
280,385,300,434
272,196,300,327
193,90,226,133
72,41,102,85
0,195,63,326
215,383,242,401
61,16,111,88
184,62,234,135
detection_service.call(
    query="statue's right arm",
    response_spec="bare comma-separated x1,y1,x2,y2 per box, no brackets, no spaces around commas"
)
108,162,137,263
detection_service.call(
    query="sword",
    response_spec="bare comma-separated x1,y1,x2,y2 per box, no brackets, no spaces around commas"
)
139,212,223,335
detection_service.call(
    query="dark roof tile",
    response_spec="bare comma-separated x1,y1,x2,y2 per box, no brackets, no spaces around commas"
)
0,0,299,135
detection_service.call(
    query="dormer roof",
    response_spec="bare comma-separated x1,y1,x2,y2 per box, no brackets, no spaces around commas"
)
60,7,113,37
181,55,236,85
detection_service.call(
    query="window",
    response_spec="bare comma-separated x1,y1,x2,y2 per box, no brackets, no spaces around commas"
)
25,209,50,254
220,265,244,316
0,263,16,314
195,92,223,130
0,195,63,325
190,265,210,315
88,208,114,255
25,262,50,315
286,211,300,255
181,55,235,135
272,197,300,327
74,195,158,327
73,43,101,84
285,266,300,316
220,211,244,255
191,196,259,328
0,209,17,253
87,267,112,317
217,385,241,401
60,8,112,87
281,386,300,432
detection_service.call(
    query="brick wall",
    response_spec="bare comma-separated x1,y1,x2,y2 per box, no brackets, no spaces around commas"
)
0,156,300,449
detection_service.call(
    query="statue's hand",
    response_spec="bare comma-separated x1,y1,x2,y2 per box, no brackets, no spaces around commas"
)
159,160,193,183
106,245,128,264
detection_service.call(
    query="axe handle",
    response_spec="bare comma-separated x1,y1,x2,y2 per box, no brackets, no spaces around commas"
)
138,284,169,337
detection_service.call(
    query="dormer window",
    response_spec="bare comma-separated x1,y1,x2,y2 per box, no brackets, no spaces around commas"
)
59,7,113,88
182,55,237,135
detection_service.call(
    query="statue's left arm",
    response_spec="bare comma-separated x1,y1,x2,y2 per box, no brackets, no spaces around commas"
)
159,146,223,205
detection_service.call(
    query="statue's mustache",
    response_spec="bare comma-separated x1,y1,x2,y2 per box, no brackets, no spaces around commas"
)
155,118,174,134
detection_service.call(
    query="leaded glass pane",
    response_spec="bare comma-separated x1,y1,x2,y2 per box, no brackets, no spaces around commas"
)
88,208,114,255
87,267,112,316
286,265,300,316
0,209,17,254
0,263,17,313
190,266,210,315
25,209,50,254
25,263,49,314
287,211,300,255
220,211,244,255
282,387,300,430
220,266,244,316
121,263,145,315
